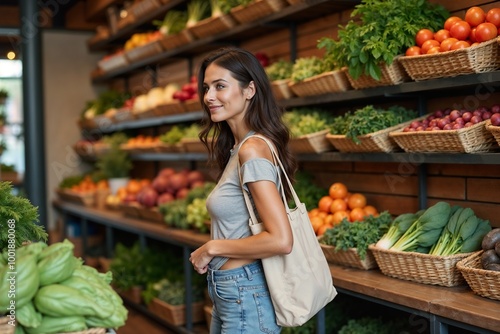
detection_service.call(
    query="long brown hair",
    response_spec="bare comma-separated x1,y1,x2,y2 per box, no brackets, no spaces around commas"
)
197,46,297,199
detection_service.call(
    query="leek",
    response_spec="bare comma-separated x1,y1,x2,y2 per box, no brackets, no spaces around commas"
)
153,10,188,36
186,0,210,28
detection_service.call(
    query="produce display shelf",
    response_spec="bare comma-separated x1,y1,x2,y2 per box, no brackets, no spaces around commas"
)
53,200,499,334
298,151,500,165
90,111,203,133
90,0,359,81
330,265,499,333
282,70,500,109
53,200,209,248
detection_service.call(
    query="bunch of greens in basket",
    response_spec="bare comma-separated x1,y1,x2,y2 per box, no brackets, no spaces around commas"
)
290,57,334,83
143,275,205,306
159,125,187,145
265,59,294,81
329,105,417,144
321,211,392,259
153,10,188,36
0,182,48,251
110,243,172,290
317,0,448,81
292,171,326,211
283,108,334,137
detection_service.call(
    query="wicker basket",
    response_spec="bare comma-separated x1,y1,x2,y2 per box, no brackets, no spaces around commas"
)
129,0,161,18
320,244,378,270
271,79,295,100
288,70,351,97
183,99,203,112
344,57,409,90
326,120,414,153
97,53,128,72
399,37,500,81
188,14,236,40
289,129,334,154
204,305,213,329
159,30,194,50
56,189,95,207
230,0,288,24
137,206,164,223
113,108,135,123
155,142,184,153
369,245,473,287
0,317,14,334
124,40,163,63
389,120,497,153
485,119,500,147
181,138,209,153
154,102,186,116
116,286,143,305
457,251,500,301
148,298,205,326
120,202,141,218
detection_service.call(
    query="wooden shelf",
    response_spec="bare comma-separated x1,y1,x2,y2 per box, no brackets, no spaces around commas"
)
330,265,499,333
53,199,499,333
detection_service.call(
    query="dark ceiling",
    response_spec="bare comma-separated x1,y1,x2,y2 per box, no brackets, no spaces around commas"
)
0,0,96,59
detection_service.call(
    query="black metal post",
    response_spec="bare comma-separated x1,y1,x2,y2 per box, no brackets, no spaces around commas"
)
20,0,47,227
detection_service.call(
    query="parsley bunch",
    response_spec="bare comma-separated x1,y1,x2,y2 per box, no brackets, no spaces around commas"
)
321,211,392,260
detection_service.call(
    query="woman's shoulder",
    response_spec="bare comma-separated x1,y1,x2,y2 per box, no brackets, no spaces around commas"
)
238,135,274,163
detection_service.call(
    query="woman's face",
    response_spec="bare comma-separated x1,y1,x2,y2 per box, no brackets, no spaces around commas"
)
203,63,253,124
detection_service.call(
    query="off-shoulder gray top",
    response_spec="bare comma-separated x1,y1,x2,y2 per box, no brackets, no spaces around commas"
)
206,132,280,270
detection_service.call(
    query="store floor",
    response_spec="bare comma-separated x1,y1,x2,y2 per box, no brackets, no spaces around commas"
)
117,307,209,334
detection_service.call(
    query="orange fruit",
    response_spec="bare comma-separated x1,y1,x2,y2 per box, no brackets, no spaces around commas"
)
308,208,320,218
317,224,333,236
347,193,367,210
318,196,334,213
324,214,335,226
363,205,378,217
350,207,366,222
126,179,142,194
310,216,324,233
329,182,348,199
332,210,350,225
330,198,347,213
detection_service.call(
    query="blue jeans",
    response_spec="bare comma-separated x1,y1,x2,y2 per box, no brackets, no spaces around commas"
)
207,261,281,334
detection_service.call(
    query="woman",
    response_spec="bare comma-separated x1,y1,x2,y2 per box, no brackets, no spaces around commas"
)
189,46,297,333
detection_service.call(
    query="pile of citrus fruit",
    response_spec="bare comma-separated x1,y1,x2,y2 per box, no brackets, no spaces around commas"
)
308,182,379,236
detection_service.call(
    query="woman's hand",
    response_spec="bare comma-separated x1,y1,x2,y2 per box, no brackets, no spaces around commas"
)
190,242,213,274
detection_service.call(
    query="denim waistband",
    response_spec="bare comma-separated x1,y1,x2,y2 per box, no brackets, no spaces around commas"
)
208,260,263,282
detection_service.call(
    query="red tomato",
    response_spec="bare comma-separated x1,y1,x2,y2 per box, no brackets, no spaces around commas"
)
421,39,440,54
475,22,498,42
440,37,459,52
465,7,486,27
433,29,450,43
405,46,422,56
415,29,434,47
486,8,500,28
450,21,471,40
427,46,441,54
470,28,478,43
444,16,463,31
451,40,471,50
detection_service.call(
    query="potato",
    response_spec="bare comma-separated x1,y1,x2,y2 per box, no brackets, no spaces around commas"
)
481,228,500,250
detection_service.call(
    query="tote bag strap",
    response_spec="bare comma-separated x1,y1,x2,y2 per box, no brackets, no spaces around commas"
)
237,135,304,227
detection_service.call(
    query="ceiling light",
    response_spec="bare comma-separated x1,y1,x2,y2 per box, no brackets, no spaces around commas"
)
6,51,15,60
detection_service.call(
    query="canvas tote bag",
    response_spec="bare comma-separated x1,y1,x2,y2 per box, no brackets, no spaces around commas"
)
238,135,337,327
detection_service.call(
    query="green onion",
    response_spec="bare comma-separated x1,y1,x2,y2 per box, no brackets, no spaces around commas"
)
187,0,210,28
153,10,188,36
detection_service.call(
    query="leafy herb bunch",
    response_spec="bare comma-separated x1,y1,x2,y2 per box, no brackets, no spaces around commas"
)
0,182,48,251
321,211,392,259
318,0,448,80
329,105,417,144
